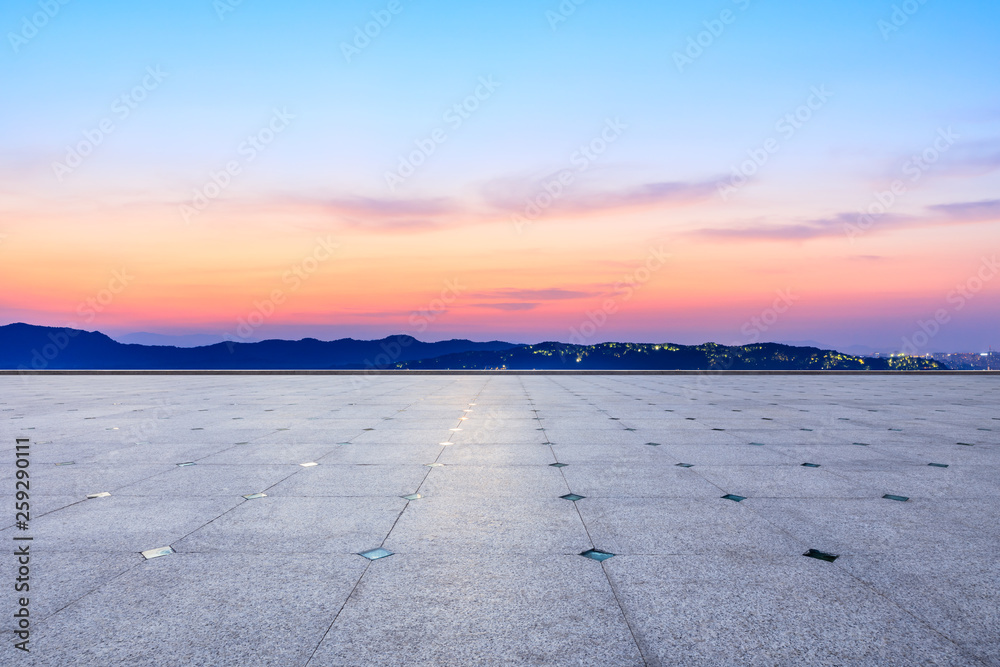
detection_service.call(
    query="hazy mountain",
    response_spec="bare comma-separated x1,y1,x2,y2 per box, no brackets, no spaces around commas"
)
775,339,833,349
112,332,232,347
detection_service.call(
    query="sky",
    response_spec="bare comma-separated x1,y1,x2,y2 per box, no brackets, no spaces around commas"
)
1,0,998,353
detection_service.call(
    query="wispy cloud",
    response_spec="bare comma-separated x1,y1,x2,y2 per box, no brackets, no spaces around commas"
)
471,302,540,311
563,180,718,212
265,177,717,234
250,194,467,232
318,195,460,218
341,218,441,232
472,288,596,301
482,176,717,217
938,139,1000,177
694,198,999,242
926,198,1000,220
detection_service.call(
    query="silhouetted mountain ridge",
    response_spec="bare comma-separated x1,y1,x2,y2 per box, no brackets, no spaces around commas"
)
395,341,947,371
0,323,517,370
0,323,947,370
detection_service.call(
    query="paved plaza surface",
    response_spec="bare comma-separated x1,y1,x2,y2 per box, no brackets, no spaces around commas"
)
2,373,998,666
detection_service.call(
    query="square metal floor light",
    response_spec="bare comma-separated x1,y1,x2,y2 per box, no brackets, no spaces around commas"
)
141,546,175,560
803,549,838,562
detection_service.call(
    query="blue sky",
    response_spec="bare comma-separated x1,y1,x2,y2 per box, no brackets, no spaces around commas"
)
7,0,997,190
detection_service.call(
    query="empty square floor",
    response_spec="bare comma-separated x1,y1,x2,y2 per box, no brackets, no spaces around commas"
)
2,373,998,666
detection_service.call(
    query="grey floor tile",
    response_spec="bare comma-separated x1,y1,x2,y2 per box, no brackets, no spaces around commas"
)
383,497,588,555
419,464,569,499
606,555,979,666
265,463,429,497
582,497,807,556
113,463,298,497
21,495,242,552
176,496,405,553
24,554,366,667
309,554,643,666
839,554,1000,664
559,463,724,498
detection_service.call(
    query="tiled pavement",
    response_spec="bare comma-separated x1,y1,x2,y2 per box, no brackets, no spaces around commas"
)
2,374,998,666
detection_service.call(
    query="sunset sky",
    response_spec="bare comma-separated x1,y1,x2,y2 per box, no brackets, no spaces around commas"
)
2,0,998,352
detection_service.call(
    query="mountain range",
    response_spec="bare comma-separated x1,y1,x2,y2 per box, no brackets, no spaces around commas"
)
0,323,516,370
0,323,947,371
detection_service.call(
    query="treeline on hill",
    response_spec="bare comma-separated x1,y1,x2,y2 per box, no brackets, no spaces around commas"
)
396,342,948,370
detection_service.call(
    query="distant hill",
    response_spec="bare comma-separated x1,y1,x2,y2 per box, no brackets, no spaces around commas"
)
0,323,518,370
0,323,948,371
395,341,948,371
112,332,231,347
